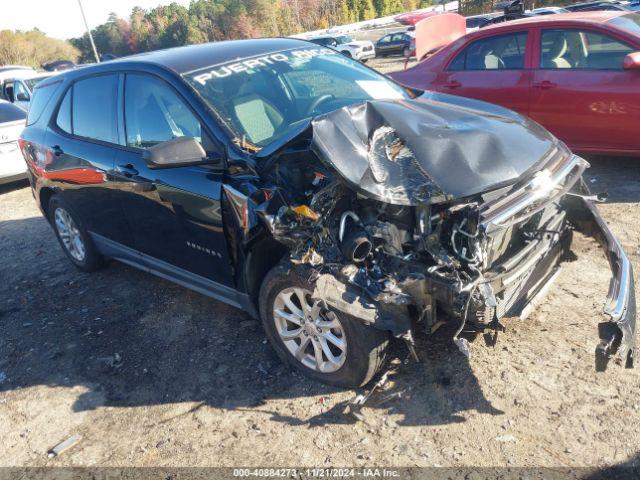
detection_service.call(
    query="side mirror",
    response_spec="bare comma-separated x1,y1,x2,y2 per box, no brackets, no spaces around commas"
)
623,52,640,70
142,136,206,168
16,92,29,102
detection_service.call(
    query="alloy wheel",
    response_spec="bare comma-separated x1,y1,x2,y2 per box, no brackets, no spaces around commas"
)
54,207,86,262
273,287,347,373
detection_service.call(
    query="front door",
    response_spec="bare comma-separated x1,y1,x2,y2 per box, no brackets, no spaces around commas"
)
113,72,234,287
529,28,640,154
12,80,31,111
434,30,532,116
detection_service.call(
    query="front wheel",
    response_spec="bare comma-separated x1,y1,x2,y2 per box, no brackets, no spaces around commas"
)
259,264,389,387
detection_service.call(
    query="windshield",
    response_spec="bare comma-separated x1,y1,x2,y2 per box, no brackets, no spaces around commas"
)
0,102,27,123
609,13,640,35
185,46,411,151
336,36,354,44
24,76,53,91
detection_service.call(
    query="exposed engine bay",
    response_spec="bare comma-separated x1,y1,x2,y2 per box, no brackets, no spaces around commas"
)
233,98,636,370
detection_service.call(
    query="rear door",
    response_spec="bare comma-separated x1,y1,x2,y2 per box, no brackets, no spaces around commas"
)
389,33,406,55
113,72,234,287
43,73,132,246
433,30,533,116
529,27,640,154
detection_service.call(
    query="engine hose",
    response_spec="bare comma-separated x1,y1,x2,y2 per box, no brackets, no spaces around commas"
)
339,211,361,243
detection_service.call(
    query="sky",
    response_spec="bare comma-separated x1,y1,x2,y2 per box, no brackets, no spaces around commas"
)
0,0,192,40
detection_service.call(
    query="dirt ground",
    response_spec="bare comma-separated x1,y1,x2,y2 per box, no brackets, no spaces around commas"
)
1,67,639,470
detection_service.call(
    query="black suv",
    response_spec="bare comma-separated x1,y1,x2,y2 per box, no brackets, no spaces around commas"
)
19,39,636,388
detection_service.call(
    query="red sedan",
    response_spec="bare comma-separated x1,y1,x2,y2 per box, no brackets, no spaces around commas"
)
389,12,640,156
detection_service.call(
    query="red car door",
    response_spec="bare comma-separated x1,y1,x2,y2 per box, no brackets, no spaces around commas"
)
529,27,640,155
433,30,533,116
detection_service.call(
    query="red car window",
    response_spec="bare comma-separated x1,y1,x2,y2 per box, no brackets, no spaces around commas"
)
448,32,528,71
540,29,633,70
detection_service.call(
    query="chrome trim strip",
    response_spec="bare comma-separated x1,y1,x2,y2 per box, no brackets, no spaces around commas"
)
480,154,588,232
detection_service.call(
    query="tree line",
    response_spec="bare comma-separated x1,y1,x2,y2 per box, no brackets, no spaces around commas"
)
70,0,434,62
0,29,80,68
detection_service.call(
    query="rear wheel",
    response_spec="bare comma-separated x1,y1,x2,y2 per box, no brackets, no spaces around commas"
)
403,46,410,57
259,264,388,387
49,195,104,272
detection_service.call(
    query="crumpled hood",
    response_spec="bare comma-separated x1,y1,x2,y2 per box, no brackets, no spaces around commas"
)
310,92,566,206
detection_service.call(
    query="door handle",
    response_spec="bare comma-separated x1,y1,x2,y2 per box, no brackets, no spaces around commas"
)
443,80,462,89
51,145,63,157
115,163,139,177
533,80,557,90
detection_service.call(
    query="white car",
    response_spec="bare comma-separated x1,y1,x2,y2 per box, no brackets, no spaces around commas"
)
0,66,35,85
2,71,57,111
0,100,27,185
307,35,376,62
531,6,570,14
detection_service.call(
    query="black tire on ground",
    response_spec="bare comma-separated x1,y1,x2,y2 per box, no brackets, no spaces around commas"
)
48,194,105,272
259,263,389,388
403,46,410,57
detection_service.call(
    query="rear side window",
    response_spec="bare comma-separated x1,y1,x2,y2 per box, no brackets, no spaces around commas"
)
449,32,528,70
27,81,59,126
56,88,72,134
0,102,26,123
72,75,118,144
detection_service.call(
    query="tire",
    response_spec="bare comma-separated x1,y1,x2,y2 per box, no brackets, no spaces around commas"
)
48,194,105,272
402,46,410,58
259,263,389,388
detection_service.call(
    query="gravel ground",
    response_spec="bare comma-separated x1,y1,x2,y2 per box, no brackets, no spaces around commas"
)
0,79,639,469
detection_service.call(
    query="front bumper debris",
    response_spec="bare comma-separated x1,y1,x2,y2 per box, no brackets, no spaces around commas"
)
567,194,636,370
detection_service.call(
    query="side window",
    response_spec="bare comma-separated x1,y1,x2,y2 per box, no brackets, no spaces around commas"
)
72,75,118,143
56,88,72,134
540,29,633,70
14,81,30,101
27,81,60,126
449,32,528,71
391,34,404,42
379,35,391,44
124,74,202,149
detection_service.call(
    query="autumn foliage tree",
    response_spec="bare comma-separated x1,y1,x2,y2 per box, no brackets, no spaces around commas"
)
0,29,79,68
68,0,431,62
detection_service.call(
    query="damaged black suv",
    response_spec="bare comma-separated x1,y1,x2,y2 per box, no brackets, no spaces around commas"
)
20,39,635,387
